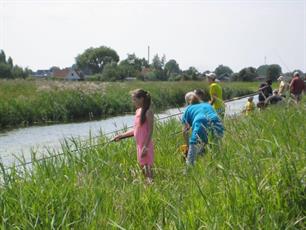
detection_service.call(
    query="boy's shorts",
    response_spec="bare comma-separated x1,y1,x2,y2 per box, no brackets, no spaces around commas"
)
189,119,224,145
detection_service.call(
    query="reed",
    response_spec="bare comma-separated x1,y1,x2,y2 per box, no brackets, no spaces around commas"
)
0,102,304,229
0,80,258,130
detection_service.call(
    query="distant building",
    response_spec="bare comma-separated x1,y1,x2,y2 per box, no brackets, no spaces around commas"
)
53,68,84,80
32,69,52,78
218,73,231,82
255,76,266,81
125,77,137,81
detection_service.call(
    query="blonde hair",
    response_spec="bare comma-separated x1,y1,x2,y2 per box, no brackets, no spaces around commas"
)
185,92,200,105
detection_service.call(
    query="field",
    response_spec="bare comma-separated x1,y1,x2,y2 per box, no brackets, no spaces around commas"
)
0,101,305,229
0,80,259,130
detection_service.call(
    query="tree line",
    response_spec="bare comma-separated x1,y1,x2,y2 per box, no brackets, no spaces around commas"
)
0,50,31,79
76,46,304,82
0,47,304,81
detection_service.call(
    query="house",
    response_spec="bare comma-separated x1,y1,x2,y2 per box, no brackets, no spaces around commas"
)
53,68,84,80
32,69,52,78
218,73,231,82
255,76,266,81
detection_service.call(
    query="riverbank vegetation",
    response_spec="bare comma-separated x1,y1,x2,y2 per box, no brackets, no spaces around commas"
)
0,101,305,228
0,80,258,130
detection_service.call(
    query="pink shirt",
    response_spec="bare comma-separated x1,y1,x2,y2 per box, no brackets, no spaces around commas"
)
134,108,154,166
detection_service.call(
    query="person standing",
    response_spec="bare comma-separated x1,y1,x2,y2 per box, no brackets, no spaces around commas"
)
113,89,154,183
289,72,305,103
277,75,289,97
207,73,225,119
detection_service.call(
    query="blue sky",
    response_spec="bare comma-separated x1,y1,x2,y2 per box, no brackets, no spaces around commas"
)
0,0,305,72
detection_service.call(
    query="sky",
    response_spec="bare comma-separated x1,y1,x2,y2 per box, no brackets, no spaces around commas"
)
0,0,305,73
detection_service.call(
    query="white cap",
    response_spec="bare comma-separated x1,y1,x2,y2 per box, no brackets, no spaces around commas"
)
293,72,300,77
206,72,216,80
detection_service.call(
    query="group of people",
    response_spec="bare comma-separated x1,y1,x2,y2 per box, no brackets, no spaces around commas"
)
113,74,225,183
112,71,304,183
255,71,305,111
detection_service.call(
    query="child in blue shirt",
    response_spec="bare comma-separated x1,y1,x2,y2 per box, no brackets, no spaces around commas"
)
182,92,224,165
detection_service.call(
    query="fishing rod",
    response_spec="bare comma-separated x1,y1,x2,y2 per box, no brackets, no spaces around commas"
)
1,135,132,172
81,91,259,142
1,92,259,172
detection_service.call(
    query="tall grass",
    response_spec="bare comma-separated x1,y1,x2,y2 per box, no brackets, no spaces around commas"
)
0,102,305,229
0,80,257,129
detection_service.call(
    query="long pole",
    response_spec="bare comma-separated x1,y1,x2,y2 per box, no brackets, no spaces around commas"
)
148,45,150,64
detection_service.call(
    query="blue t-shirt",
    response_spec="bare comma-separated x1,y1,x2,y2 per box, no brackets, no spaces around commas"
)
182,102,219,126
182,103,221,144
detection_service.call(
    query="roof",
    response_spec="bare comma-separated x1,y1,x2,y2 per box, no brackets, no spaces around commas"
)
53,68,70,78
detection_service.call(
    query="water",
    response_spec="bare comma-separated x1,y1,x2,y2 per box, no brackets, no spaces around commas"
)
0,97,257,167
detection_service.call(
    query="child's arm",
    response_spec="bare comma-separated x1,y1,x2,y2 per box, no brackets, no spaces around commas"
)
182,123,190,146
113,129,134,142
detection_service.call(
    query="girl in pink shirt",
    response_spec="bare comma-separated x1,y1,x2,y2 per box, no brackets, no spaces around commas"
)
113,89,154,183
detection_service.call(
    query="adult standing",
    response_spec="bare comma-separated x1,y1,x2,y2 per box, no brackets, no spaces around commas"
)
289,72,305,103
207,73,225,119
277,75,289,97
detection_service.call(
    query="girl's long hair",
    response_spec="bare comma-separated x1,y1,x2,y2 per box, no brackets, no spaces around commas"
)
131,89,151,125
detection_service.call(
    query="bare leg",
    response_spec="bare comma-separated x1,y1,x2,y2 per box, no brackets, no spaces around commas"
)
142,165,153,183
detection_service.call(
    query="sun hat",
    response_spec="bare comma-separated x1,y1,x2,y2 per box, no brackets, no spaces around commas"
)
206,72,216,80
293,72,300,77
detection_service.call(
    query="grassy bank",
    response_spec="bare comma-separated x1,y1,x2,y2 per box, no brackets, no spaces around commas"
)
0,102,305,228
0,80,258,130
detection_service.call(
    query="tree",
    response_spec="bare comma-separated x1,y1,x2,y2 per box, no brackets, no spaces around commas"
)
266,64,282,81
256,65,269,77
184,66,200,80
237,67,258,81
121,53,149,71
7,57,13,69
151,54,164,70
164,59,181,78
0,50,6,63
117,62,138,79
12,66,25,78
76,46,119,74
0,49,30,79
0,63,12,78
100,63,121,81
214,65,233,78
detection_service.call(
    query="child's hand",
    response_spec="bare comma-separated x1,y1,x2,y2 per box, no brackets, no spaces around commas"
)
141,146,148,158
183,124,190,133
112,134,122,142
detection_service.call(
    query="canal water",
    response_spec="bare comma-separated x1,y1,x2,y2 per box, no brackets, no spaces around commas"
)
0,96,257,167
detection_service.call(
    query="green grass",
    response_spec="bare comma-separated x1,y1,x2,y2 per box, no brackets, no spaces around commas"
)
0,101,305,229
0,80,258,130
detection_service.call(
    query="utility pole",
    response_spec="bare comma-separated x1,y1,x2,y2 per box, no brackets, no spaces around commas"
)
264,56,267,65
148,46,150,65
